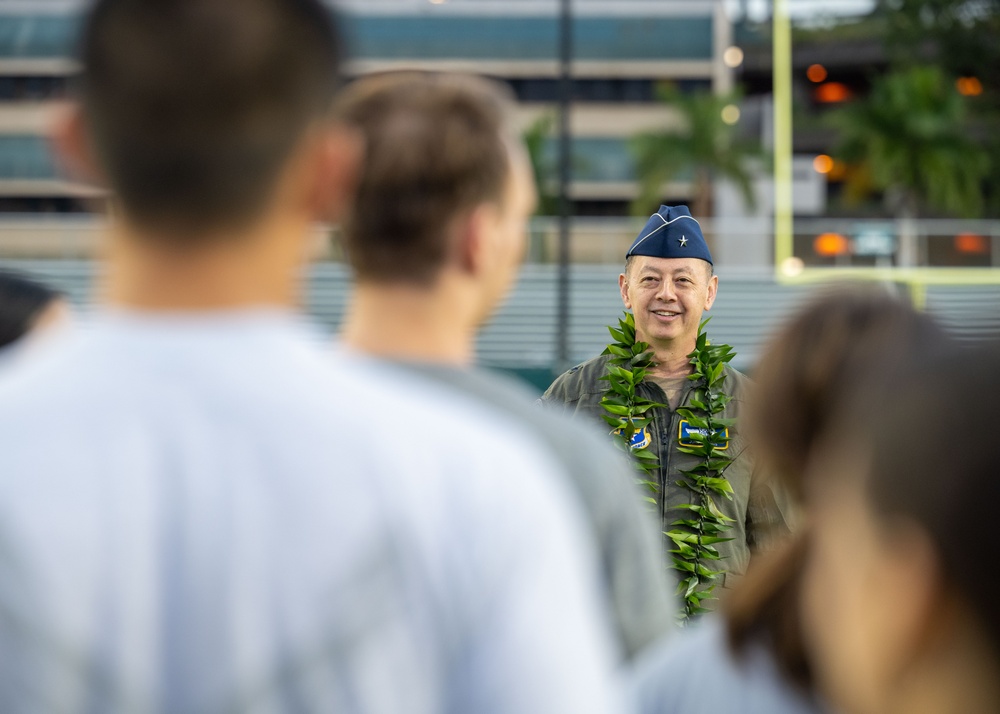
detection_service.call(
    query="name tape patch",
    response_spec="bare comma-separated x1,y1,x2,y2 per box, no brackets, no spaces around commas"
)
678,420,729,450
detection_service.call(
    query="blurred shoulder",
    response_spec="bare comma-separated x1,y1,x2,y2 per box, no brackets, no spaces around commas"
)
0,327,101,416
630,617,823,714
541,354,612,406
338,354,578,496
723,364,754,402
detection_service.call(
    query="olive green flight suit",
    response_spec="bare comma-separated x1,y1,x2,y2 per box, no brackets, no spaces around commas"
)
542,353,789,585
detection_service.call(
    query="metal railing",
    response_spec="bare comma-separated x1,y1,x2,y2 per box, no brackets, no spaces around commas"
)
3,215,998,270
2,257,997,378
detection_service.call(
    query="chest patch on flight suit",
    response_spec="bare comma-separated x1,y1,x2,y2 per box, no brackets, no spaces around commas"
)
678,420,729,450
614,425,652,450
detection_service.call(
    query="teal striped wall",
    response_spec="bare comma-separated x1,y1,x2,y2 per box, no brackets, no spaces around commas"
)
0,134,655,184
0,14,713,62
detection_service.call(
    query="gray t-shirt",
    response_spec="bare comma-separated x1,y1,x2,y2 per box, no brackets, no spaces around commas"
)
630,617,828,714
391,360,676,660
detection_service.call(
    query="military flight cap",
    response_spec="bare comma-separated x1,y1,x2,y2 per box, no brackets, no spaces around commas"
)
626,205,713,265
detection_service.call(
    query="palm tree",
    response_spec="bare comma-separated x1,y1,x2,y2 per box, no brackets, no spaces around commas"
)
833,65,989,264
521,113,559,261
630,87,759,220
877,0,1000,102
523,113,559,217
835,65,987,216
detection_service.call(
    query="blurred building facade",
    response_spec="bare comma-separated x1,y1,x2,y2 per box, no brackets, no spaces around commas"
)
0,0,733,216
735,11,1000,270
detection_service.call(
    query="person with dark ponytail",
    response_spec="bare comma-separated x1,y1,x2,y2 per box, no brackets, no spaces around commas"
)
631,285,945,714
801,338,1000,714
0,270,70,350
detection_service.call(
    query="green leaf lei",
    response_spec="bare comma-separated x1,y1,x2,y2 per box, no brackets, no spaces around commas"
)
601,312,737,622
599,313,667,505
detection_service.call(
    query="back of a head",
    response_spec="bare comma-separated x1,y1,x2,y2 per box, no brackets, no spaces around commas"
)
332,72,518,285
748,284,945,498
860,340,1000,656
0,271,61,349
78,0,341,236
727,285,945,688
798,338,1000,713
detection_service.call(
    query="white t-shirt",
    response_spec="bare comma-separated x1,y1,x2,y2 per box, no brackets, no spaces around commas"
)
0,309,621,714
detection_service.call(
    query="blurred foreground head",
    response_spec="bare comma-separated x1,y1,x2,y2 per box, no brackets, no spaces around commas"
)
748,284,945,500
801,339,1000,714
727,285,945,689
0,271,69,349
66,0,346,239
333,72,535,324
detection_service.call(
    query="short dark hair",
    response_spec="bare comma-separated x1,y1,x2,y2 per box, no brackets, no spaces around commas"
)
332,72,518,285
78,0,342,236
0,271,62,349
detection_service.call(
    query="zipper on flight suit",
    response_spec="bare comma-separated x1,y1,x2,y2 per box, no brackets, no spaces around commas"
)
643,379,697,530
637,380,671,527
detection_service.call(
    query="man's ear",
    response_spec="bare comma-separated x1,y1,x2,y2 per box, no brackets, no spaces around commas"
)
704,273,719,311
618,272,632,309
309,124,364,223
50,102,105,187
456,204,493,276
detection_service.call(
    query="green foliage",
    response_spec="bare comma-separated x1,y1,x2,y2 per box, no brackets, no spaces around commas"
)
522,113,559,217
600,312,667,505
664,319,736,621
600,313,737,622
878,0,1000,100
832,65,989,218
630,86,761,218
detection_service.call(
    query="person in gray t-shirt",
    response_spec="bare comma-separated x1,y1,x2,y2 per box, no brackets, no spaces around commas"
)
397,362,674,659
630,617,826,714
333,71,674,659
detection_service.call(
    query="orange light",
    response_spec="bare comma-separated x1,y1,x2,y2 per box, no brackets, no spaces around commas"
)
813,154,834,174
955,233,989,254
815,82,852,103
806,64,828,83
814,232,851,257
956,77,983,97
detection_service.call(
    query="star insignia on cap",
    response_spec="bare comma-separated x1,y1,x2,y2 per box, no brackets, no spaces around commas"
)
678,235,689,247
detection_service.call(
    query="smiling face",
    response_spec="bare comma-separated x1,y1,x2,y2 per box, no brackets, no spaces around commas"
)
619,256,717,350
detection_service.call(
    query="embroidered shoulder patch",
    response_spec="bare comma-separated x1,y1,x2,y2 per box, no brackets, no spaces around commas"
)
614,425,652,450
678,420,729,450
